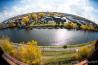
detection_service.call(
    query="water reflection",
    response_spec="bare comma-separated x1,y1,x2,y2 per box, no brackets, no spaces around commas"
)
54,29,72,45
0,29,98,46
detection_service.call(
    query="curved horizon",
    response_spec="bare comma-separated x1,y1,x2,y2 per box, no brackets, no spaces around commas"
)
0,0,98,23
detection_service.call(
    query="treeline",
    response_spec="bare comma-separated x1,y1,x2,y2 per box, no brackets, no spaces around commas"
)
0,12,98,31
64,22,98,31
0,12,54,28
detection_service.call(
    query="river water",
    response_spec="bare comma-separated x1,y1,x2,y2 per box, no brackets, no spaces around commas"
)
0,29,98,46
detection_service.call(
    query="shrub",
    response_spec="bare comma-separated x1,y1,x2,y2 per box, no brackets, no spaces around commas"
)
63,45,67,49
65,22,78,29
0,38,14,54
0,38,42,65
73,45,94,61
16,40,42,65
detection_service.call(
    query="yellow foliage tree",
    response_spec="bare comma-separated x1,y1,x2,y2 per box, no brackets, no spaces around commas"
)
38,13,45,19
31,13,38,21
22,16,29,25
87,25,95,30
16,40,42,65
80,24,95,30
80,25,88,30
65,22,78,29
48,13,54,16
73,45,94,61
0,38,15,54
0,38,42,65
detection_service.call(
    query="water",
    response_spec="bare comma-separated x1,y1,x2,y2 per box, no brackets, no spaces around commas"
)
0,29,98,46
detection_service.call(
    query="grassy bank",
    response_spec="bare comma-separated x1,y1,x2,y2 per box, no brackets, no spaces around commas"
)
41,41,95,65
0,37,96,65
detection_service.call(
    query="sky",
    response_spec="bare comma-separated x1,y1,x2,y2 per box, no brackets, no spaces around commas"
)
0,0,98,23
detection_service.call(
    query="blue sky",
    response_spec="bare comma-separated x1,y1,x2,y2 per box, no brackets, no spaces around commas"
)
0,0,98,23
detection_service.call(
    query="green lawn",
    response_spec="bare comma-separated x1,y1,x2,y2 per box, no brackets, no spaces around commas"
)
41,41,96,65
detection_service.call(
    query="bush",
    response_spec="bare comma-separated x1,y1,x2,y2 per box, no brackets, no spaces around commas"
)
73,45,94,61
64,22,78,29
16,40,42,65
0,38,14,54
0,38,42,65
63,45,67,49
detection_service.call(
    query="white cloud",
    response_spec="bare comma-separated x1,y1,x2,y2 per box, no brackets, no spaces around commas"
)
0,0,98,23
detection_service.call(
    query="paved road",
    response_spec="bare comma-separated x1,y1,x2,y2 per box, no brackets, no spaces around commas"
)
0,48,10,65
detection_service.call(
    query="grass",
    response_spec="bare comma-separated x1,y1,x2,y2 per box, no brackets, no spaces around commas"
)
41,40,96,65
66,40,96,48
28,21,97,31
30,22,56,27
0,37,96,65
42,48,75,65
42,52,75,65
40,46,62,48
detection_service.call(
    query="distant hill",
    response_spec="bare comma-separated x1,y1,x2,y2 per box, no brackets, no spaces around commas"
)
1,12,98,31
3,12,97,25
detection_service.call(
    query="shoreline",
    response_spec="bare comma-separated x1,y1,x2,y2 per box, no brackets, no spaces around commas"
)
0,26,98,32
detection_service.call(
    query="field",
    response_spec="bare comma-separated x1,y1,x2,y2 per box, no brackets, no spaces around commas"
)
40,41,95,65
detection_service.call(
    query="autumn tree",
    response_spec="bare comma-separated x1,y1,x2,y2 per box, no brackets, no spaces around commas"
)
8,22,16,27
65,22,78,29
16,40,42,65
22,16,29,26
0,38,42,65
87,24,95,30
80,24,88,30
31,13,38,24
34,12,45,24
38,12,45,19
48,13,55,17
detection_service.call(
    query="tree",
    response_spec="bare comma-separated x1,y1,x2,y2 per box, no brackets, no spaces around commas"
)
22,16,29,26
38,12,45,19
80,24,88,30
0,38,42,65
34,13,45,24
16,40,42,65
48,12,55,17
31,13,38,21
65,22,78,29
87,24,95,30
31,13,38,24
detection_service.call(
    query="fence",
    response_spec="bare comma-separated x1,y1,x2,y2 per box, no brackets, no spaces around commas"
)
2,52,28,65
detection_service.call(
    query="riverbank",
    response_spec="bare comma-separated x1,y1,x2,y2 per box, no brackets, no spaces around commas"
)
0,37,96,65
0,22,98,32
40,41,95,65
